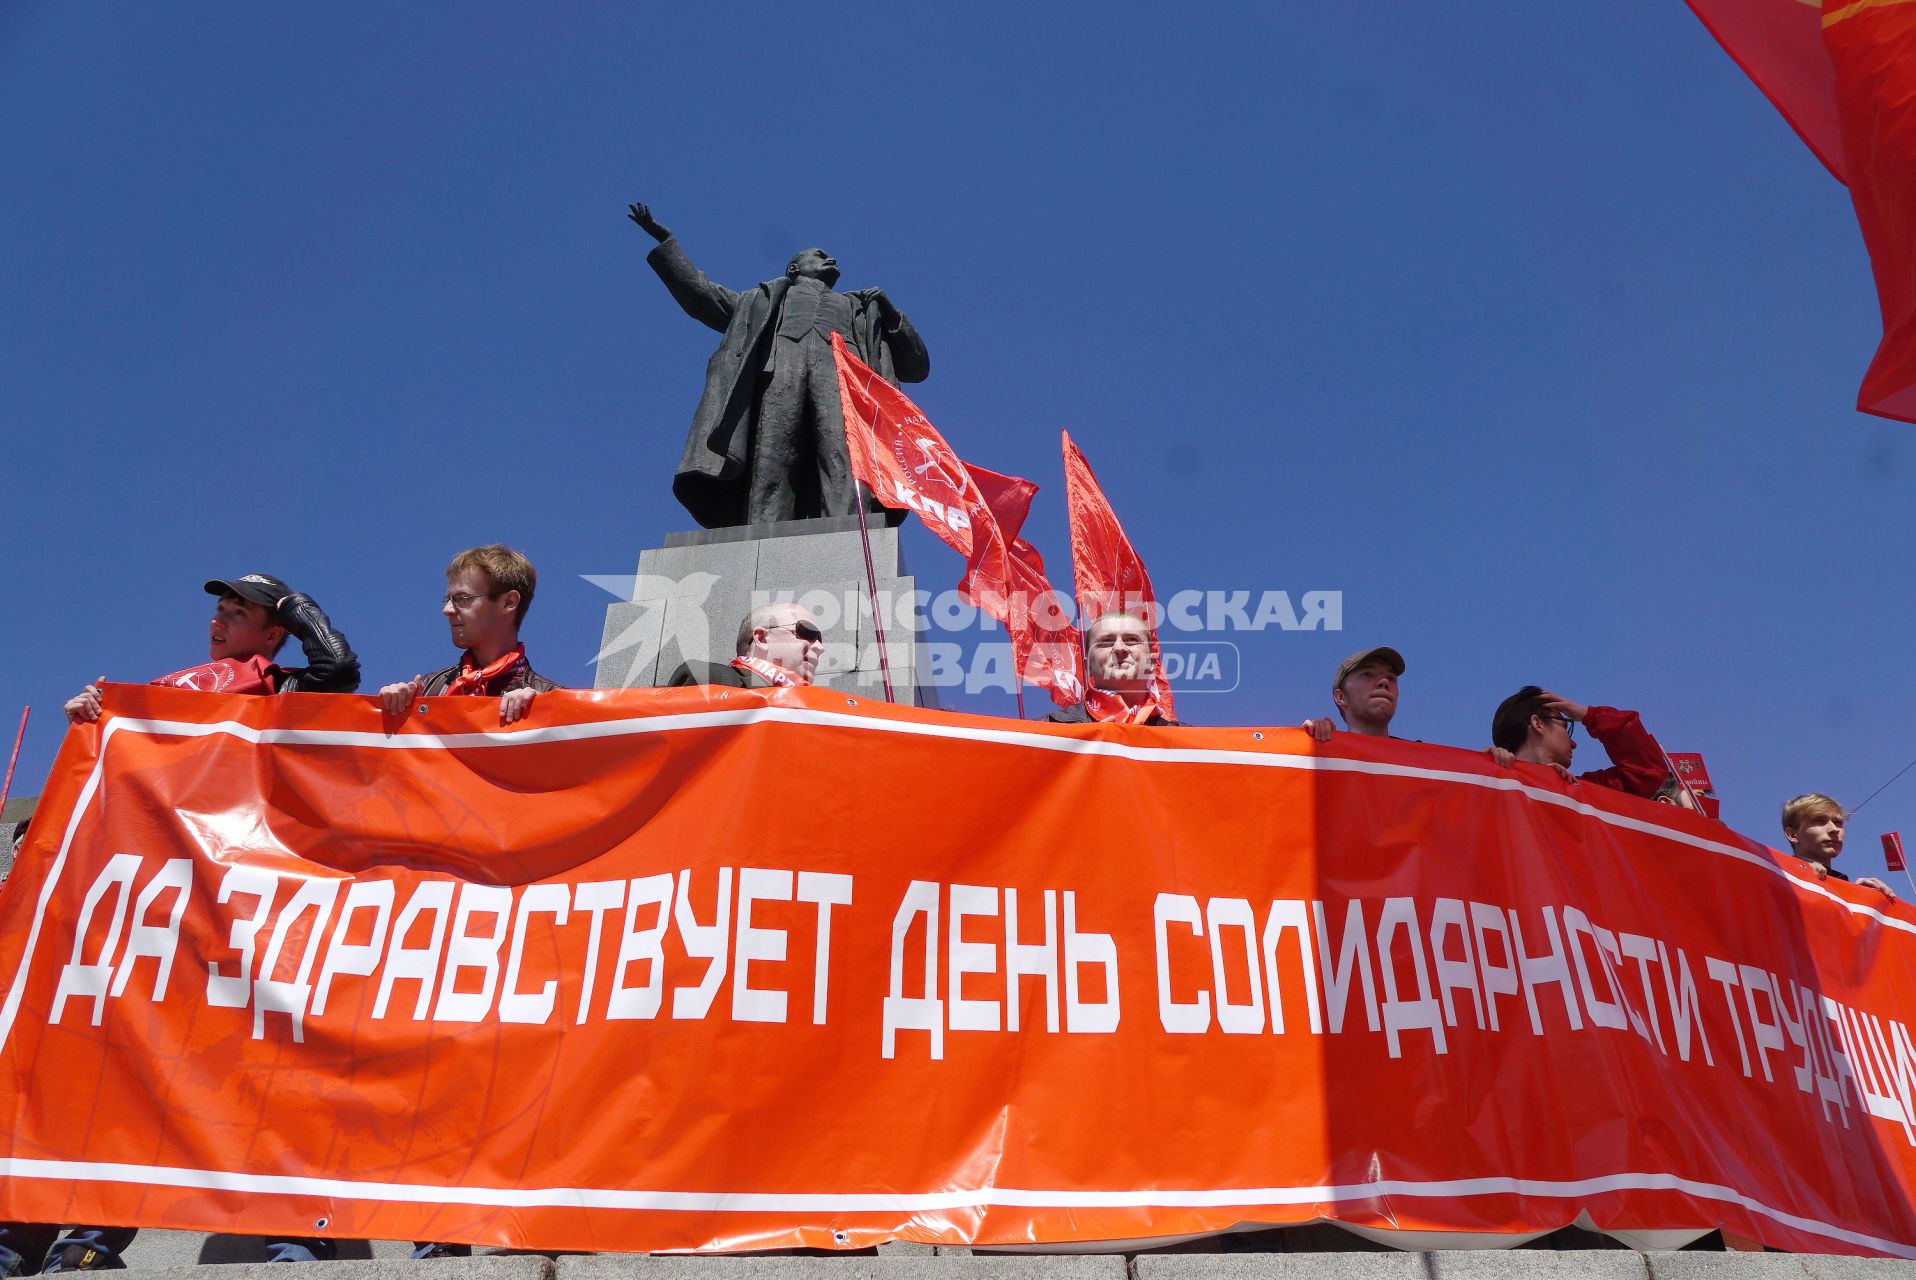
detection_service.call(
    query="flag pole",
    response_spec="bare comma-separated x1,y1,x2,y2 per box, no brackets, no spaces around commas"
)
852,483,897,703
0,707,28,814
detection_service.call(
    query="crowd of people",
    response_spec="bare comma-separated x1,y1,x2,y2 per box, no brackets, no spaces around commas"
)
0,549,1888,1271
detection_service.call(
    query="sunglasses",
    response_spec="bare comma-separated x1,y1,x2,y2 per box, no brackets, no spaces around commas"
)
769,622,824,643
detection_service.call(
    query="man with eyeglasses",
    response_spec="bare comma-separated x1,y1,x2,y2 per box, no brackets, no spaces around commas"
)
379,544,558,727
1486,685,1667,798
667,602,825,688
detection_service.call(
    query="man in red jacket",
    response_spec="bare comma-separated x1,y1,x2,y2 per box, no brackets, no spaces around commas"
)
1487,685,1667,798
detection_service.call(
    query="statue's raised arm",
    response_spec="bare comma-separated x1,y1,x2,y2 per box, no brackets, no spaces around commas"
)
626,202,670,243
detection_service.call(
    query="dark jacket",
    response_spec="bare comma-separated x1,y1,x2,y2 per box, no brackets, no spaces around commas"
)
271,593,361,693
421,657,558,697
666,660,769,689
1042,701,1184,728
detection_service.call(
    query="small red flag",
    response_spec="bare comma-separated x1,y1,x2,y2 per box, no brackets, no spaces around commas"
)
1685,0,1916,423
1884,832,1907,874
1666,751,1721,820
1061,431,1174,719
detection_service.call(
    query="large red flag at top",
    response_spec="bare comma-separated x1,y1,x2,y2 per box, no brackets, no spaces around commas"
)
1061,430,1174,719
833,334,1083,706
1686,0,1916,423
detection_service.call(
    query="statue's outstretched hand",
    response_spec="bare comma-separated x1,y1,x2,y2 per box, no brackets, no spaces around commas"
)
628,202,670,242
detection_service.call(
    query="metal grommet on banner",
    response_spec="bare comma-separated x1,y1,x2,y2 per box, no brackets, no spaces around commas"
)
833,1232,849,1245
314,1218,328,1229
845,698,858,707
1253,731,1264,741
417,703,428,716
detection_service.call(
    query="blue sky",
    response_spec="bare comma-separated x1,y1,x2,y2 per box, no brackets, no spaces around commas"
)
2,3,1910,877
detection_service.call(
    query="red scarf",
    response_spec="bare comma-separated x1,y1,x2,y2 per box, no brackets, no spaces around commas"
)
731,656,801,688
151,655,278,696
1083,687,1162,725
444,643,529,697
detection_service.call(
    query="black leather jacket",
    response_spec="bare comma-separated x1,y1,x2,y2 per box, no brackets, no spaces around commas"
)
271,593,361,693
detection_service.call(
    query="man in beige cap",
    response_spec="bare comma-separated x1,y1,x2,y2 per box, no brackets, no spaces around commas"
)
1304,646,1403,741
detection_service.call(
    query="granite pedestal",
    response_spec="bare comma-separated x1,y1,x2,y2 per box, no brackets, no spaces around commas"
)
594,516,939,706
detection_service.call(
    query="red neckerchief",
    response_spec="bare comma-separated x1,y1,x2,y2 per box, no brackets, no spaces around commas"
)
731,656,801,688
1083,687,1161,724
151,655,278,695
445,643,529,696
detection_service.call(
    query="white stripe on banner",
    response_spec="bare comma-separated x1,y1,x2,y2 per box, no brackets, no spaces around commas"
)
0,1157,1909,1256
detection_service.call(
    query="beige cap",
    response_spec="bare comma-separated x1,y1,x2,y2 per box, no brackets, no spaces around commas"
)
1332,646,1405,692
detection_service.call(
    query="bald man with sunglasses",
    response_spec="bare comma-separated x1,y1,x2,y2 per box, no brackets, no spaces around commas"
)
667,602,825,688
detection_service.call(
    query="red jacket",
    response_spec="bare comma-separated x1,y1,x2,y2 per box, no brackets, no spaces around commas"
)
1577,705,1668,798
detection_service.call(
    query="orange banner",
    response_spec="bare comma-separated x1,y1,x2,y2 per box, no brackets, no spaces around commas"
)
4,685,1916,1256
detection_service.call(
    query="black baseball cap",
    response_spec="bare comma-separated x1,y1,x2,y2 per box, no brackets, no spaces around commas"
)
205,573,290,611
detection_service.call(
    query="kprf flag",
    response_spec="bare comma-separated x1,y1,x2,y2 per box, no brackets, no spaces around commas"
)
1686,0,1916,423
962,463,1086,708
834,335,1078,705
1060,431,1174,719
1667,751,1721,820
833,332,990,556
1886,832,1908,874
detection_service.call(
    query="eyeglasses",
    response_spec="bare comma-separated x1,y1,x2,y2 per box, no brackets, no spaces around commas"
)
444,591,500,609
1551,715,1576,737
769,622,823,643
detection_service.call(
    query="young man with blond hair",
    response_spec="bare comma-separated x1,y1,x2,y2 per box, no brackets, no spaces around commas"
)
380,545,558,727
1782,793,1895,897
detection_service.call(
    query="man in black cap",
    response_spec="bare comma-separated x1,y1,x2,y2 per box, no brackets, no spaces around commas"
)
1305,646,1404,741
64,573,359,723
33,576,357,1269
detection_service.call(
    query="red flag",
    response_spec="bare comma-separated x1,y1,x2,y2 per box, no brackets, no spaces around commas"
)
1684,0,1844,178
1884,832,1907,874
1686,0,1916,422
834,335,1083,705
1061,431,1174,719
832,332,988,556
962,463,1086,708
1666,751,1721,820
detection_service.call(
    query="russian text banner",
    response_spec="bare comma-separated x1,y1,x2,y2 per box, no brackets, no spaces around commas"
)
2,685,1915,1256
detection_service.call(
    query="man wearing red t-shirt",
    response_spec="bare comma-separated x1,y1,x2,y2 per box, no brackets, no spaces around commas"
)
1487,685,1667,798
380,545,559,729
